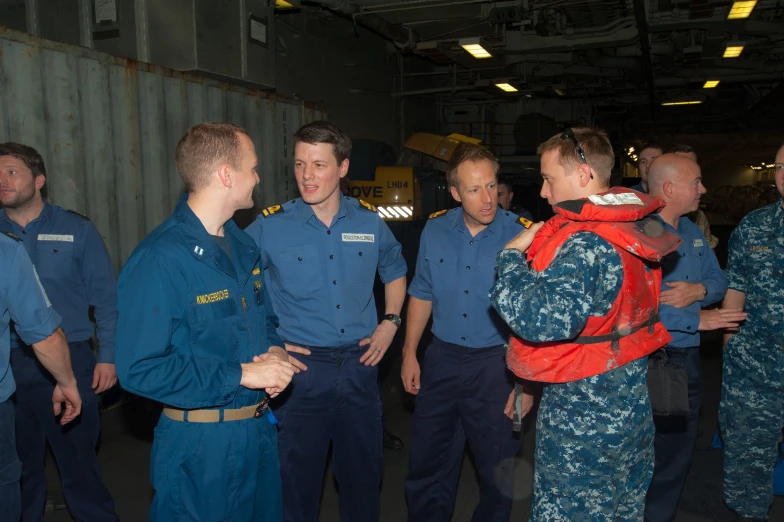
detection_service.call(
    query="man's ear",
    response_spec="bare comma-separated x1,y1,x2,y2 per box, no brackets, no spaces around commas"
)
450,185,462,203
217,163,232,188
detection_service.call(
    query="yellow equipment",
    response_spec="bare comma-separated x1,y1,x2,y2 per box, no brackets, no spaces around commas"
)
347,133,481,221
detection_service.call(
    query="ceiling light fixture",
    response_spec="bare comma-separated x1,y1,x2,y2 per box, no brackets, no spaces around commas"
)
727,1,757,20
554,89,566,96
495,83,518,92
661,100,703,106
459,37,492,59
723,43,745,58
703,80,720,88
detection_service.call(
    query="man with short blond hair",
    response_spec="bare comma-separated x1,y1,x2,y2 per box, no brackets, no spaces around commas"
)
491,127,681,520
116,121,294,521
402,143,531,521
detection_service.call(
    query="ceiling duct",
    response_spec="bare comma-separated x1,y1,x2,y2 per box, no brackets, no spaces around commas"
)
308,0,418,50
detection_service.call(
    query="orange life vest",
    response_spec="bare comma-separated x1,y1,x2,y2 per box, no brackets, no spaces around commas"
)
506,188,682,383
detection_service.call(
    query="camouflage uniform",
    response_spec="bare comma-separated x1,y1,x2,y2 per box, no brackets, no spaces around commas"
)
492,232,654,521
720,200,784,520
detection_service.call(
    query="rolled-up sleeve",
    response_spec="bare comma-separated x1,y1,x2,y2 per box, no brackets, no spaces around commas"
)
376,218,407,284
407,227,432,301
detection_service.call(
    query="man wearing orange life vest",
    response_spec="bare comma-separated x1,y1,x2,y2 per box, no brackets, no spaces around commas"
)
490,127,682,521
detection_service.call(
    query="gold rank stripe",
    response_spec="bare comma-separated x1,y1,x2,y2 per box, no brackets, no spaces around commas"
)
196,289,229,305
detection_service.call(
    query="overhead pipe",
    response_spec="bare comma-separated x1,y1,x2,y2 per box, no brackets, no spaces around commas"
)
632,0,656,115
308,0,418,50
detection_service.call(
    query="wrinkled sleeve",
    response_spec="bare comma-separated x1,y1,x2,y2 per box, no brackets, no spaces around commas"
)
263,282,283,349
699,237,727,306
81,222,119,363
407,225,432,301
490,233,622,343
377,217,407,284
8,244,61,345
725,224,746,294
115,250,242,409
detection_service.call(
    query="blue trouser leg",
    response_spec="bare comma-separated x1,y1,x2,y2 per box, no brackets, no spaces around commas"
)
149,410,282,521
11,342,117,522
645,348,702,522
0,400,22,522
277,344,381,522
406,338,521,522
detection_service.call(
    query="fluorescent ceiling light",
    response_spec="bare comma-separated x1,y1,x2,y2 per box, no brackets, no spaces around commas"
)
723,44,745,58
661,100,703,106
275,0,296,8
727,1,757,20
703,80,720,88
554,89,566,96
459,38,492,59
495,83,518,92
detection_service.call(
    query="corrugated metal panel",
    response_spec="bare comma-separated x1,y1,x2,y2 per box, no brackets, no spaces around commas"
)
0,27,325,270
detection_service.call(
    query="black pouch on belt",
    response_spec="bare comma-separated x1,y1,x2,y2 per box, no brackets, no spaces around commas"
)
647,348,689,416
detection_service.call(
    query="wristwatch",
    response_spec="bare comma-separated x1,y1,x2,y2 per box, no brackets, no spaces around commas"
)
383,314,402,327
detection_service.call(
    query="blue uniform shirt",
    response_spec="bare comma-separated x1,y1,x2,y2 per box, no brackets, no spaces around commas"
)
630,182,645,193
246,196,407,347
657,216,727,348
0,232,61,402
115,195,283,409
0,202,117,363
726,199,784,345
408,208,528,348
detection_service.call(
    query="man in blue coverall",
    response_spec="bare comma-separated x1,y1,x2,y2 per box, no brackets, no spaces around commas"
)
0,142,119,521
401,143,533,522
720,143,784,521
643,154,746,522
245,121,407,522
0,230,82,522
115,122,295,521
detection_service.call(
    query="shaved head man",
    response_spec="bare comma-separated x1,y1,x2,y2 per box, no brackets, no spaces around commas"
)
644,153,744,522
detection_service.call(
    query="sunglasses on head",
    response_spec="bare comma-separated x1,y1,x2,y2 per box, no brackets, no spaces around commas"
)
560,128,593,180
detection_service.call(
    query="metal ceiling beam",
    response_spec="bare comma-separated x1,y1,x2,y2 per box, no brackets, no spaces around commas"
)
632,0,655,115
307,0,419,49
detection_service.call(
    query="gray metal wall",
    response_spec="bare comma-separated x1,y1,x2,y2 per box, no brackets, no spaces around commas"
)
0,27,325,270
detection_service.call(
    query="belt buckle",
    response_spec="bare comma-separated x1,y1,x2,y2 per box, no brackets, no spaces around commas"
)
254,397,270,419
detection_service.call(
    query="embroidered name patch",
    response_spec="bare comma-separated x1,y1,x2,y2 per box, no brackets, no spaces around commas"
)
750,245,770,252
342,233,375,242
588,193,644,206
38,234,74,242
693,239,703,247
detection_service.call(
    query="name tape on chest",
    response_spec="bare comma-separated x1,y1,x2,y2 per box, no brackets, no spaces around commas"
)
342,233,375,243
750,245,770,252
195,289,229,305
587,193,644,207
38,234,74,242
692,239,704,247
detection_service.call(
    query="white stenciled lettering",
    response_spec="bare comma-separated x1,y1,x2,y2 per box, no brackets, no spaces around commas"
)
37,234,74,242
588,193,644,206
341,233,375,243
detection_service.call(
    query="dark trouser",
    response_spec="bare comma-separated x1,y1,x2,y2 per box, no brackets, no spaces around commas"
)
10,341,117,522
405,337,521,522
0,400,22,522
276,343,382,522
645,347,702,522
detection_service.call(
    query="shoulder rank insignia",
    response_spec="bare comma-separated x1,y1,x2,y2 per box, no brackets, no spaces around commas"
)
261,205,283,218
516,216,533,229
1,230,22,242
358,199,377,212
65,209,89,220
429,209,447,219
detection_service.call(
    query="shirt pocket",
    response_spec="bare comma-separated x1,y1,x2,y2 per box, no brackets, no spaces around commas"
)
476,254,500,296
35,241,74,279
342,242,378,288
425,249,458,291
188,298,242,361
277,244,323,290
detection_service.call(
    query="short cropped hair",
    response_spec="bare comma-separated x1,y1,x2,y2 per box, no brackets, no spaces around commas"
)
537,127,615,185
640,142,663,154
446,144,499,188
0,142,47,178
293,121,352,164
175,122,249,192
498,178,514,192
666,143,696,158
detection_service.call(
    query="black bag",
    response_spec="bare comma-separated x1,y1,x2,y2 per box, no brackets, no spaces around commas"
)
647,349,689,416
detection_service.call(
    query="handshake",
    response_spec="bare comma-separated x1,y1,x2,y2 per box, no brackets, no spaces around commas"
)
240,346,294,398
